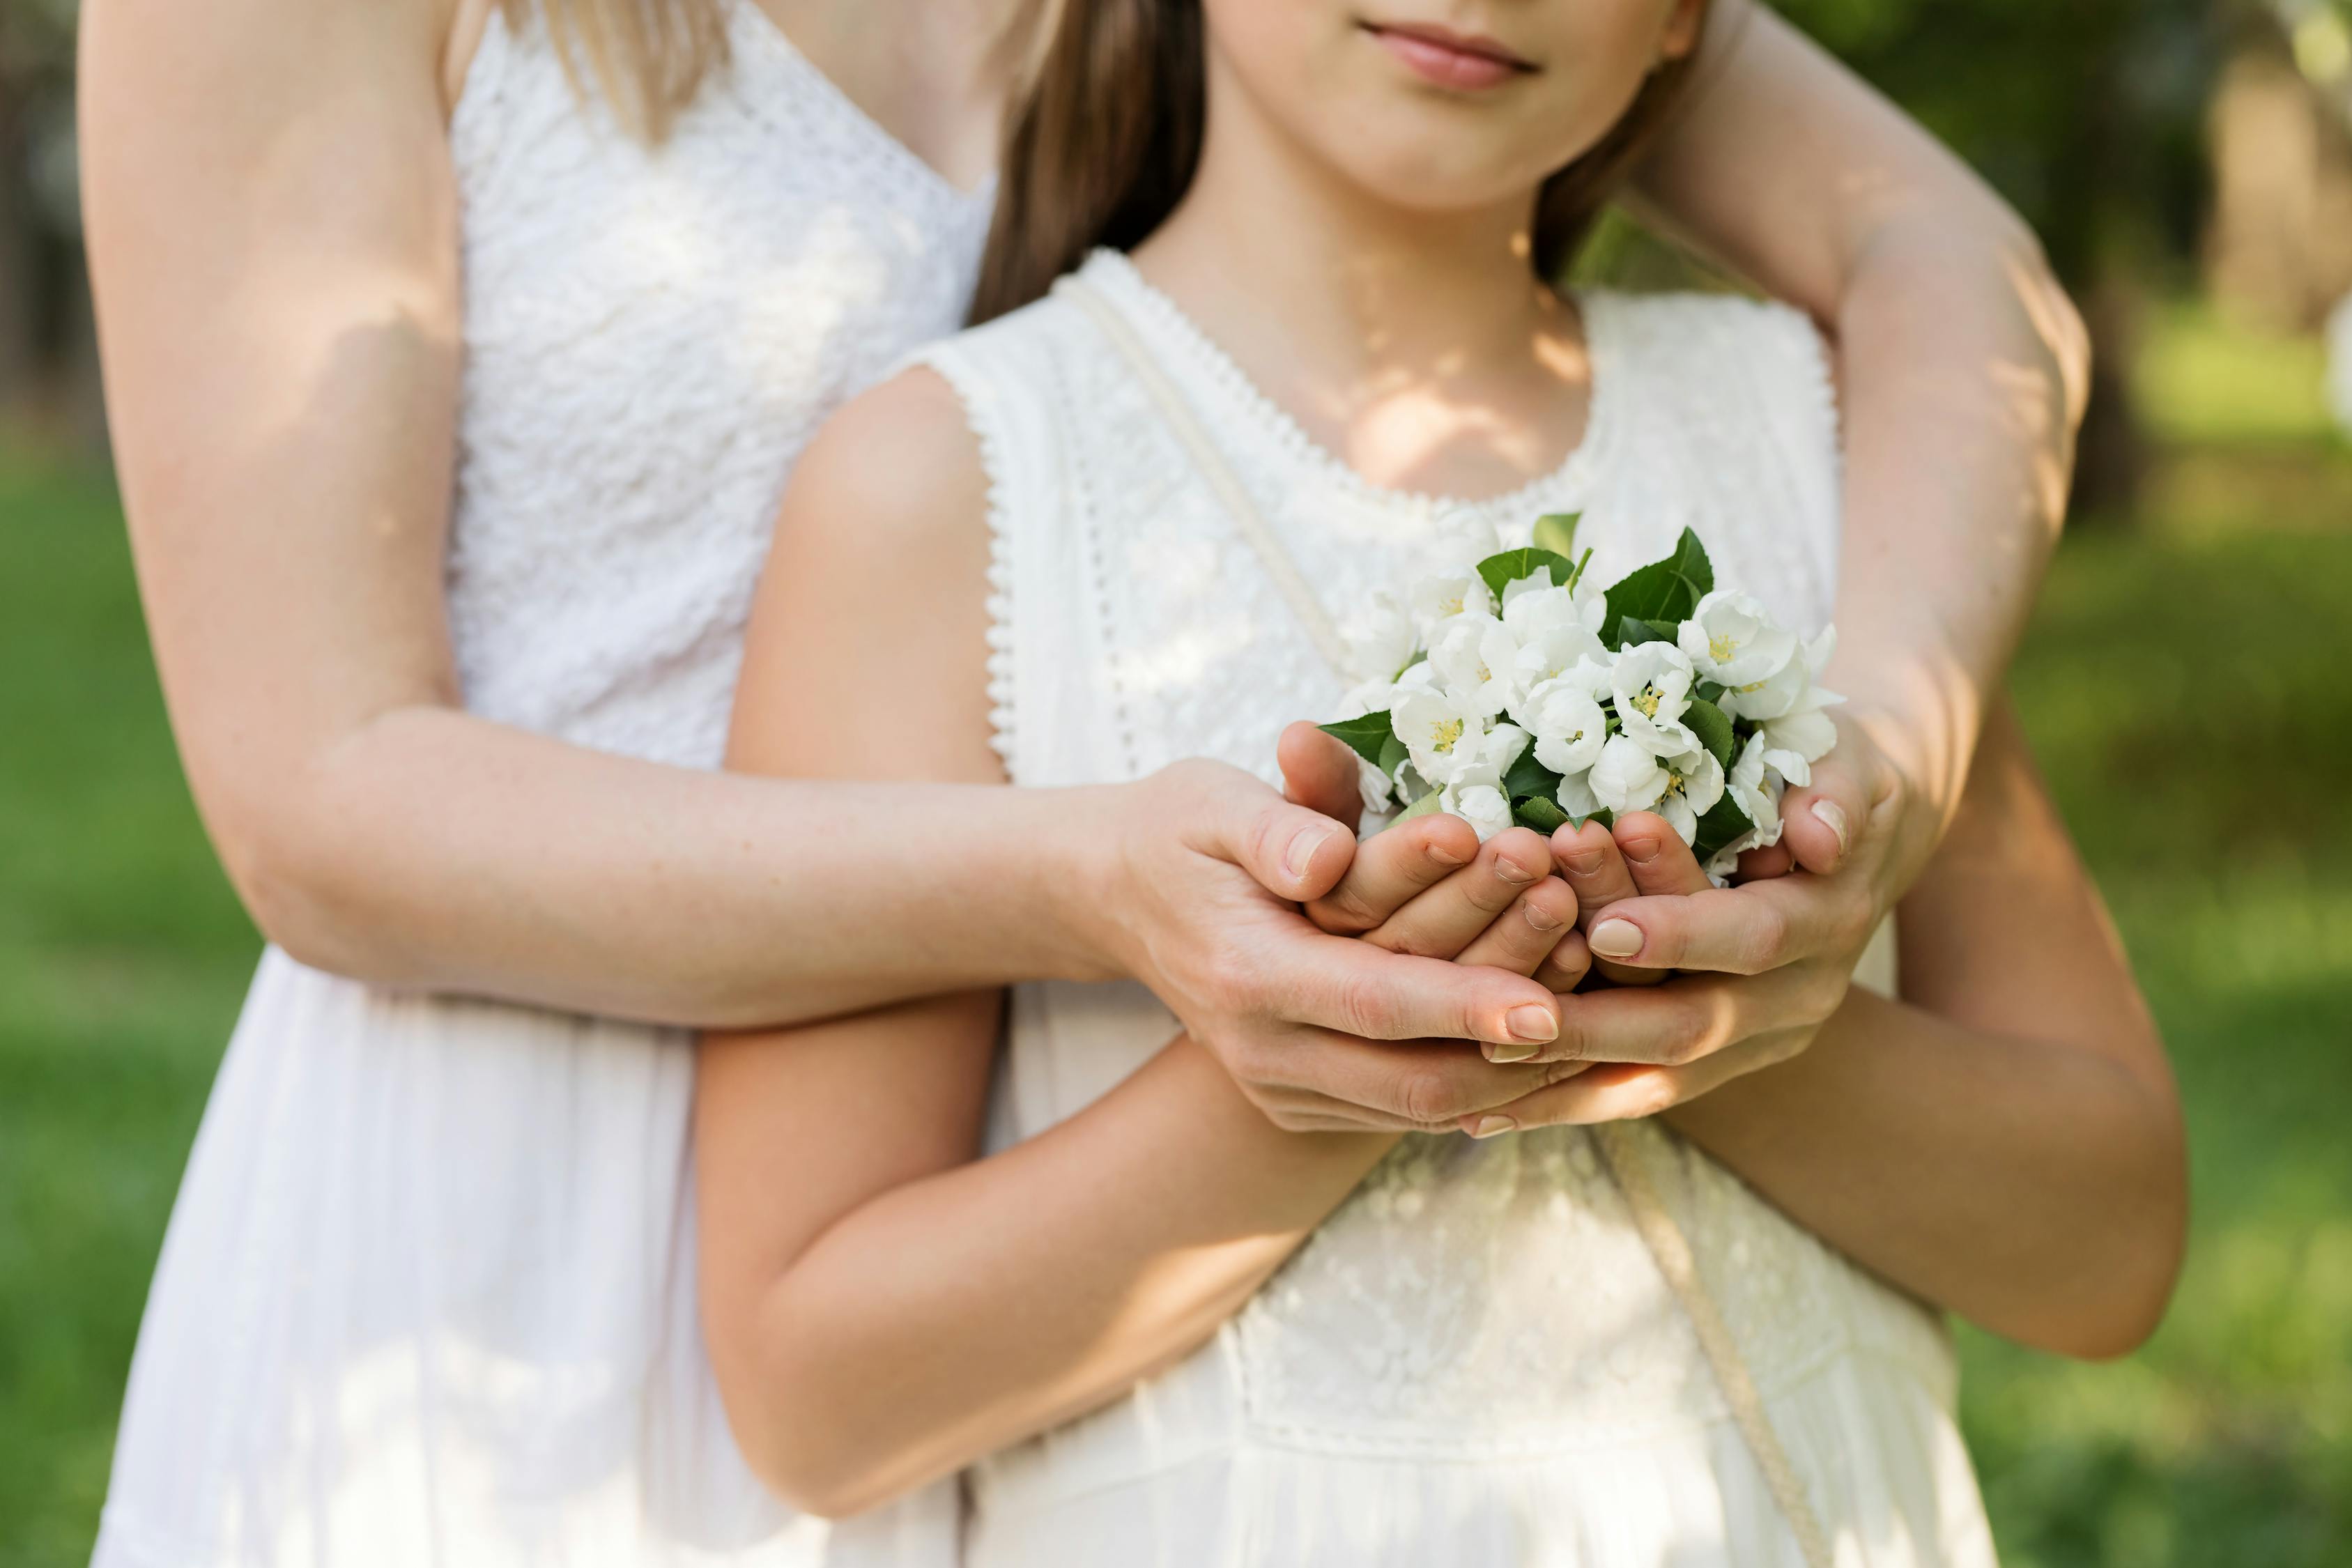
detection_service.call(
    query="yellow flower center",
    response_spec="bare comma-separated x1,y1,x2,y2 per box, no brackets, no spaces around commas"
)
1433,718,1465,753
1709,632,1736,661
1633,687,1661,718
1440,593,1464,616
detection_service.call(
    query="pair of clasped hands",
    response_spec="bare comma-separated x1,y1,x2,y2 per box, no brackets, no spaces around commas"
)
1123,718,1910,1139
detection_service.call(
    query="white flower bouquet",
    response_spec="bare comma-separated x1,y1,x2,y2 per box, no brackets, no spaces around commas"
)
1323,514,1842,882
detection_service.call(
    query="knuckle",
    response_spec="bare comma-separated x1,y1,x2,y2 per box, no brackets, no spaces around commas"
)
1739,904,1792,973
1397,1066,1469,1125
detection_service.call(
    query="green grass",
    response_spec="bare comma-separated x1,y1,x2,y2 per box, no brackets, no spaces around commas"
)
3,311,2349,1565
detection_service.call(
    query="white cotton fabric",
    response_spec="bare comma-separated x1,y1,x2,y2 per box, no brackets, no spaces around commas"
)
92,2,990,1562
913,249,1994,1568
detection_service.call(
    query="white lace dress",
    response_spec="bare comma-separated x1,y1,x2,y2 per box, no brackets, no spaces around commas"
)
92,3,989,1564
916,251,1999,1568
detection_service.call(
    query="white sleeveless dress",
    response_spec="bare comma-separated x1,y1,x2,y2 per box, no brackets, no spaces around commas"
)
92,3,988,1564
916,251,1999,1567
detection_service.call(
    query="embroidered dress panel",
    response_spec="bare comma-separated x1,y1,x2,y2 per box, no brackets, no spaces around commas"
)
91,3,988,1564
916,249,1994,1567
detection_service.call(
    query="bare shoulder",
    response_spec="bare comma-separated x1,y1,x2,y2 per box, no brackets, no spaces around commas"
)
736,366,999,781
775,366,990,567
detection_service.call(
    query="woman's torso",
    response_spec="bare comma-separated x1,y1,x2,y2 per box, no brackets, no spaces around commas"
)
919,250,1997,1568
95,7,987,1565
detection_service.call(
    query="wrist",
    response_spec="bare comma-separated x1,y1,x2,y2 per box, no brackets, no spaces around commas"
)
1029,783,1145,985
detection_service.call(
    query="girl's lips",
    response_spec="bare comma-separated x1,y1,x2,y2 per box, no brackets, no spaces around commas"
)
1364,22,1536,91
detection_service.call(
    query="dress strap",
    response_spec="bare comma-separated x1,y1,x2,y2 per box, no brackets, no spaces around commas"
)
1052,275,1362,681
1057,268,1836,1568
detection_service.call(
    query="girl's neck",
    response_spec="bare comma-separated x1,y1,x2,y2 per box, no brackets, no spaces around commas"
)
1131,70,1593,501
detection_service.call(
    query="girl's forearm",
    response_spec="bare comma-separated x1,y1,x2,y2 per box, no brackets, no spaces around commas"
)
250,703,1105,1025
709,1033,1394,1517
1661,991,2183,1358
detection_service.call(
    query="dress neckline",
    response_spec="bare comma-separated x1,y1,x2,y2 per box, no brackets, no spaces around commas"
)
726,0,999,208
1077,248,1611,527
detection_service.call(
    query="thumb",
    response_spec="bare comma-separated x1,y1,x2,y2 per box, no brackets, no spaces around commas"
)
1778,761,1868,876
1208,769,1357,902
1278,721,1367,831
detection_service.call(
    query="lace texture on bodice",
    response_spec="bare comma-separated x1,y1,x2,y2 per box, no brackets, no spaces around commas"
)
918,252,1955,1477
446,0,994,769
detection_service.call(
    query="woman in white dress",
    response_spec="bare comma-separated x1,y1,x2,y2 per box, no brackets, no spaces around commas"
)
81,0,2096,1560
695,0,2185,1561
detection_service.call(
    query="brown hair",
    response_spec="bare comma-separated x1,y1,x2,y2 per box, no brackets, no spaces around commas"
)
971,0,1713,324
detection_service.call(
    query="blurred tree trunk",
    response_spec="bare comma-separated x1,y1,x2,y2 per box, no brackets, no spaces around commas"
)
2204,11,2352,330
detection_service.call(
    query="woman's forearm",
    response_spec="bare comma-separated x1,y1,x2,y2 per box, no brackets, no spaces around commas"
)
1661,990,2181,1358
702,1027,1394,1517
1634,3,2090,845
1827,210,2085,824
250,704,1104,1024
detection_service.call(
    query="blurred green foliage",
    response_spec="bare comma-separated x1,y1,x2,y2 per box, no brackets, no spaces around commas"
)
3,308,2349,1566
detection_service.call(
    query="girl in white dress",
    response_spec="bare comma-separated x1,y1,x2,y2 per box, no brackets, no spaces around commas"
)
696,1,2185,1562
82,0,2105,1560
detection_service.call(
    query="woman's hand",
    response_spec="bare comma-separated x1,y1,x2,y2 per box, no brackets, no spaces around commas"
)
1111,744,1595,1134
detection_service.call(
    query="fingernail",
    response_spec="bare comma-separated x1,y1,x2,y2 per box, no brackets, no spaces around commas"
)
1427,840,1470,868
1525,901,1563,933
1620,837,1661,866
1284,823,1339,880
1560,846,1606,877
1812,800,1850,857
1469,1114,1517,1139
1485,1039,1538,1063
1496,856,1536,885
1506,1004,1558,1043
1589,918,1643,959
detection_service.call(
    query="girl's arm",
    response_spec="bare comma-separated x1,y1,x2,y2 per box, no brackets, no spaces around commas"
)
1541,707,2185,1358
702,370,1542,1514
77,0,1560,1117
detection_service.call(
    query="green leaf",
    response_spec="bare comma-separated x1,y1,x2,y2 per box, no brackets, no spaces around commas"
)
1502,747,1561,804
1602,528,1714,645
1394,789,1447,824
1587,807,1615,831
1684,698,1736,769
1512,795,1571,833
1376,732,1410,783
1691,793,1755,863
1531,512,1581,558
1476,547,1576,604
1695,679,1727,705
1318,711,1394,767
1612,615,1670,650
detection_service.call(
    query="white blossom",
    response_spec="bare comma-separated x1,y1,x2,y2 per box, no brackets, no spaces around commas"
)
1408,571,1493,642
1344,590,1419,682
1678,590,1797,689
1443,782,1514,843
1723,732,1785,849
1392,687,1488,787
1609,641,1700,757
1721,626,1836,722
1590,734,1668,815
1759,702,1840,787
1650,744,1727,843
1519,677,1608,775
1429,613,1521,718
1555,767,1601,824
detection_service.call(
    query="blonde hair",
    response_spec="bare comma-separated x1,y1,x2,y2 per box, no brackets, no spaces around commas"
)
505,0,1064,144
500,0,730,140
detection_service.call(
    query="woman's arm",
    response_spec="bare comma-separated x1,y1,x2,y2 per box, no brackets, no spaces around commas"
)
702,371,1519,1514
1634,0,2089,871
76,0,1563,1126
1627,707,2184,1358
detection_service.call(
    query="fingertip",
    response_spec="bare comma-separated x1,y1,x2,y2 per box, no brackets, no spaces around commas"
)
1273,806,1355,900
1276,722,1365,826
